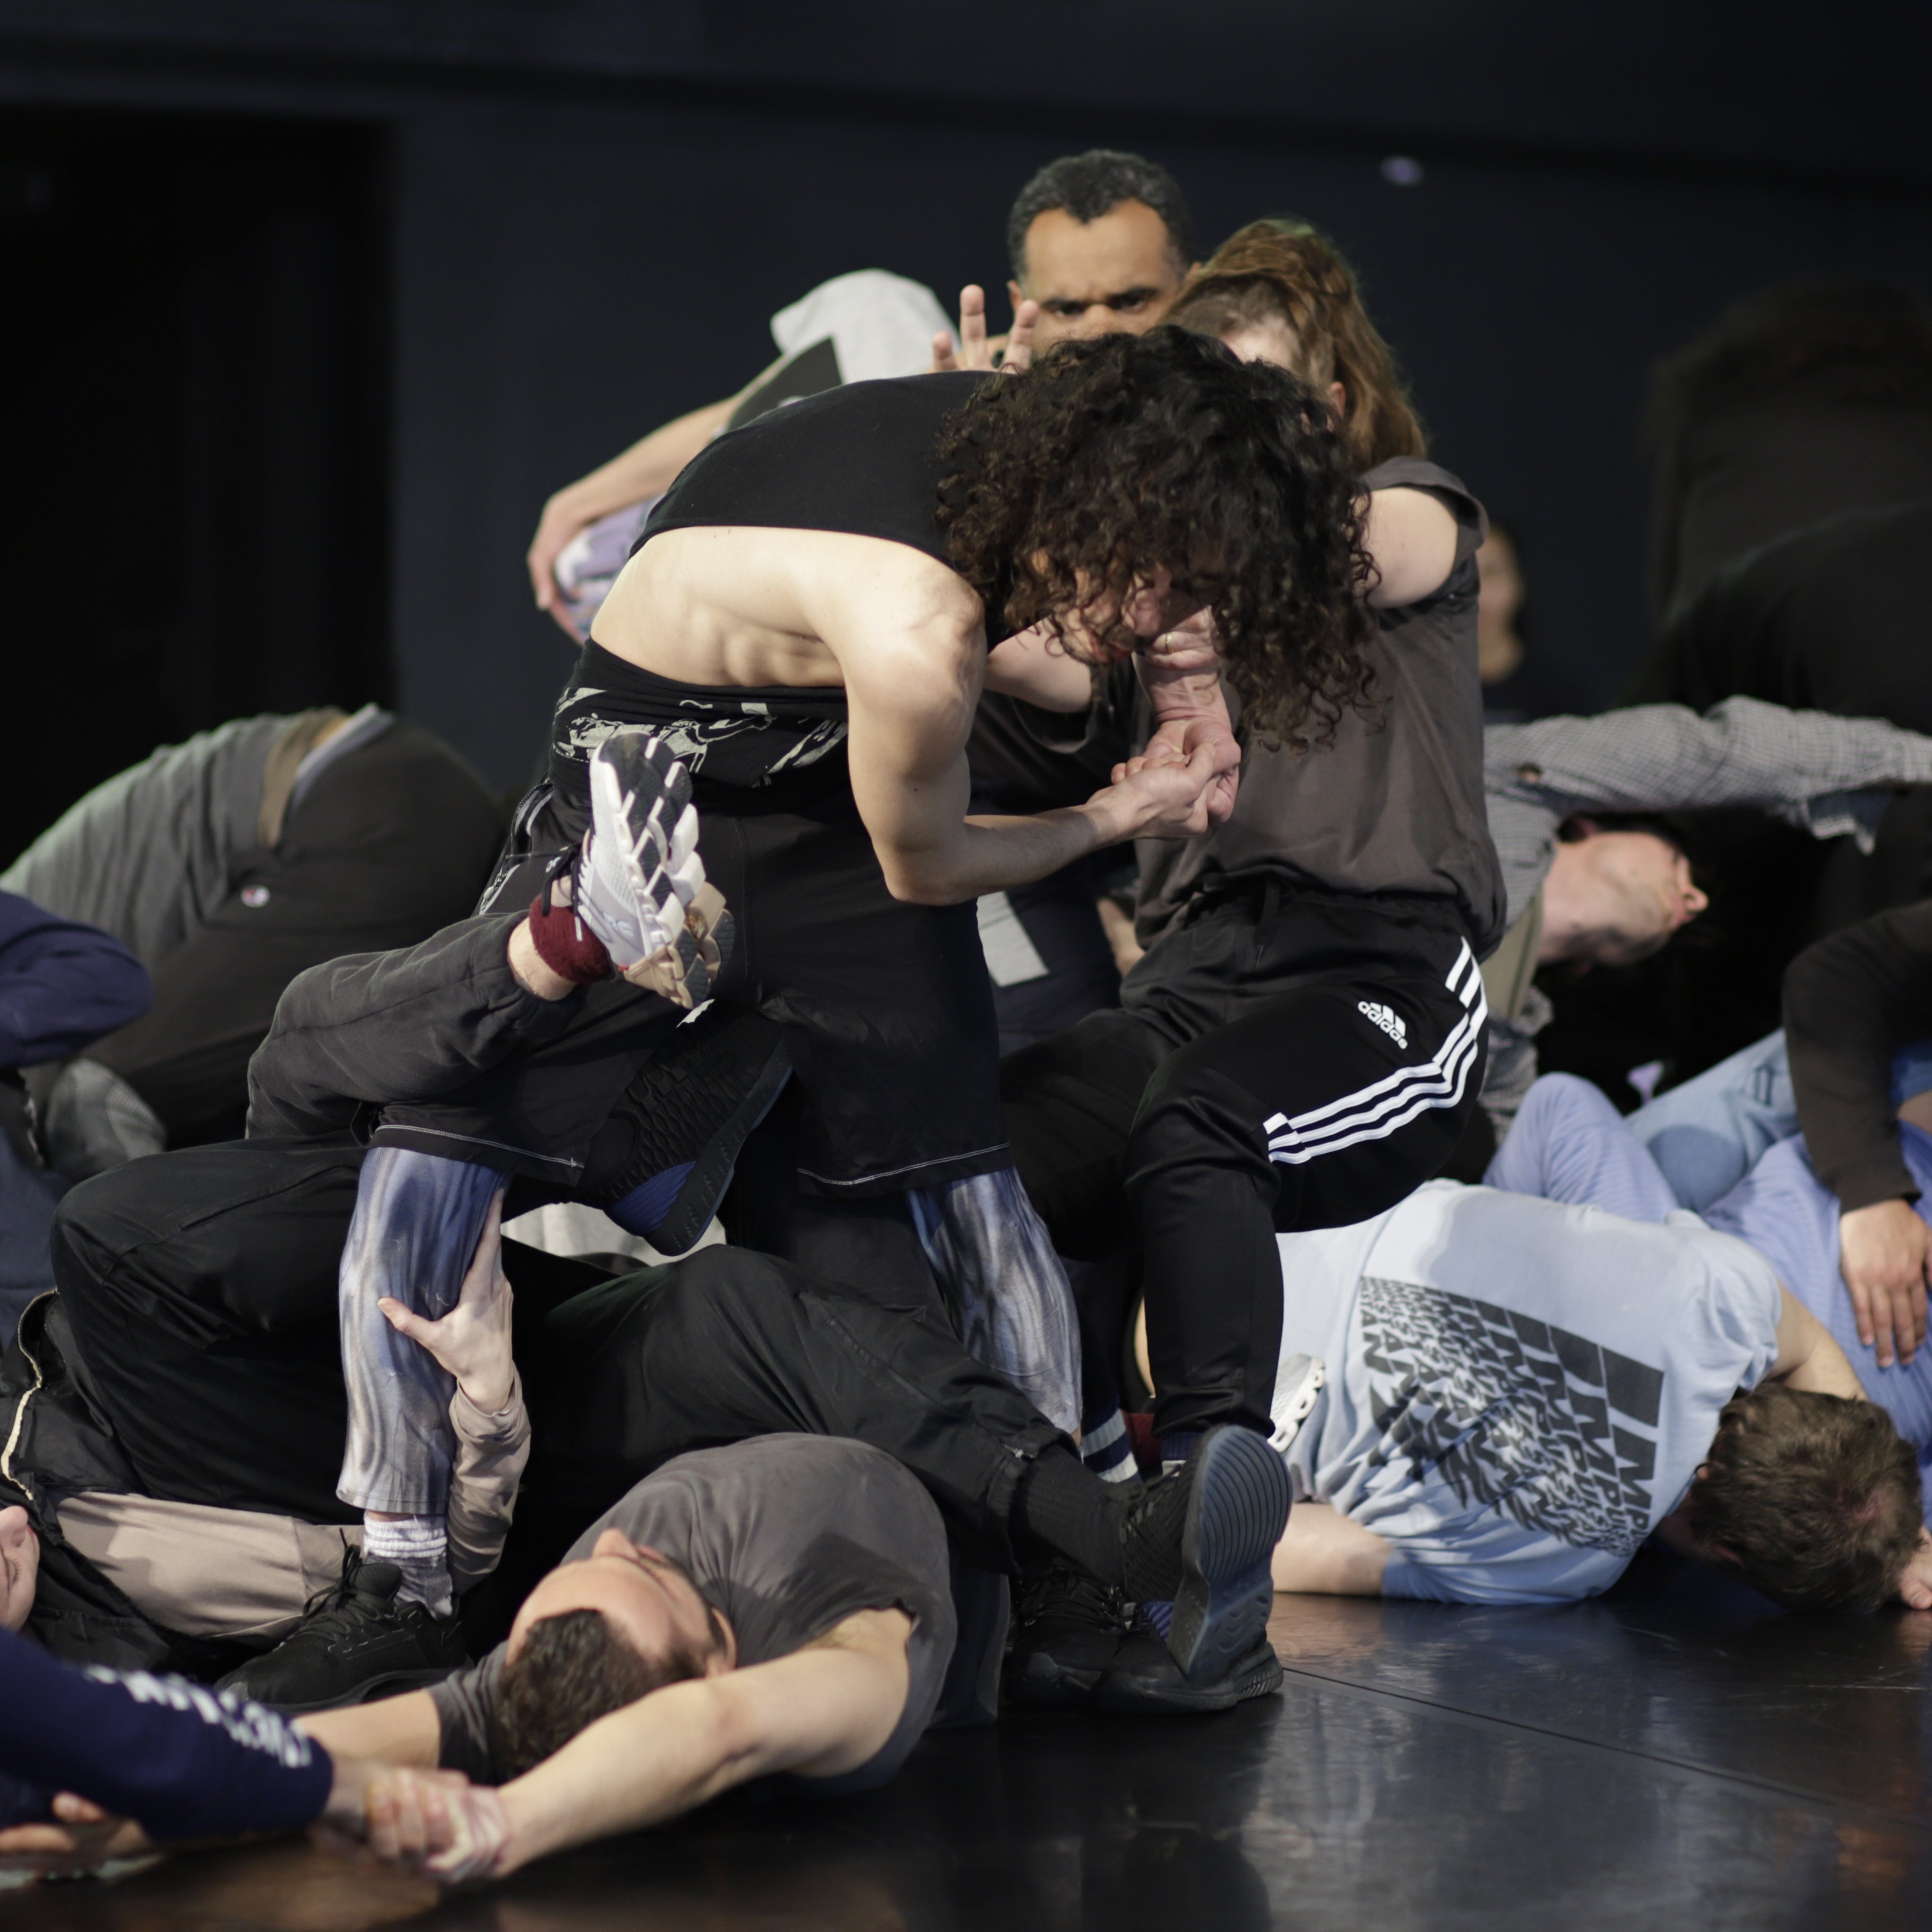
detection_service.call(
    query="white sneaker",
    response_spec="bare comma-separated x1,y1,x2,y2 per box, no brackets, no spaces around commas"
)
572,731,724,1002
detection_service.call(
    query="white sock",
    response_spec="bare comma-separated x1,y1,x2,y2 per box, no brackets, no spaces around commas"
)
363,1515,452,1618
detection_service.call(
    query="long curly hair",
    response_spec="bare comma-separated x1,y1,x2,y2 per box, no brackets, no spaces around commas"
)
1165,218,1427,475
935,329,1374,748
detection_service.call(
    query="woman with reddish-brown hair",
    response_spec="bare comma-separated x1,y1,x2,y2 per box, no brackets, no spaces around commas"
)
1002,219,1506,1716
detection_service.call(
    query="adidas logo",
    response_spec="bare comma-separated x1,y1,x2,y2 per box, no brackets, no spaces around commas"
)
1358,1000,1407,1048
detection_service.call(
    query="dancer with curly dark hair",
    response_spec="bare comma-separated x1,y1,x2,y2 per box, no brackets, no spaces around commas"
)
935,331,1374,751
254,327,1368,1651
998,223,1507,1716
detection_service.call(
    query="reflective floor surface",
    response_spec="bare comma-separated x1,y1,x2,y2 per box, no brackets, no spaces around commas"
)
14,1551,1932,1930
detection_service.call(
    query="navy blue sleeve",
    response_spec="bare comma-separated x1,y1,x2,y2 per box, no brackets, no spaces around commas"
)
0,892,152,1067
0,1629,332,1841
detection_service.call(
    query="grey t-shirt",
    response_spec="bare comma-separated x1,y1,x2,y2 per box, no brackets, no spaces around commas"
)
1136,458,1505,957
429,1436,956,1791
1271,1181,1783,1602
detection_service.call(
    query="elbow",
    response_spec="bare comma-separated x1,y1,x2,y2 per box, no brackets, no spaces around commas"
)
879,859,967,908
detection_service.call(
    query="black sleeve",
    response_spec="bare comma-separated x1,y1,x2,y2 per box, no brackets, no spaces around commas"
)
1784,901,1932,1212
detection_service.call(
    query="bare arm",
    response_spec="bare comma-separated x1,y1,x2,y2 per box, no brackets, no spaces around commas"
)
355,1610,915,1882
525,354,791,625
1769,1287,1868,1400
1270,1501,1392,1595
983,625,1096,712
844,620,1234,906
1361,486,1460,609
298,1688,443,1769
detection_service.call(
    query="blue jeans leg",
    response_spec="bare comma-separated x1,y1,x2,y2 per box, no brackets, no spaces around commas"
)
1485,1073,1681,1223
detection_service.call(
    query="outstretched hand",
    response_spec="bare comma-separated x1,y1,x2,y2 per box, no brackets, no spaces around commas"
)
930,284,1038,375
1838,1197,1930,1368
379,1192,515,1414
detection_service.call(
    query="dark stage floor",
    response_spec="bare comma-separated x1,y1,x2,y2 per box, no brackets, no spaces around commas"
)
15,1551,1931,1930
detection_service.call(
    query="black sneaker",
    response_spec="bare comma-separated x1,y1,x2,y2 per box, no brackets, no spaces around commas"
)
1093,1630,1284,1716
215,1550,468,1713
1004,1565,1135,1708
1120,1425,1290,1684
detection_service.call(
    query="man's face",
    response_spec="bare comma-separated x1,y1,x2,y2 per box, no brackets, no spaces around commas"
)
0,1506,39,1634
1012,200,1189,353
509,1529,733,1676
1577,832,1710,965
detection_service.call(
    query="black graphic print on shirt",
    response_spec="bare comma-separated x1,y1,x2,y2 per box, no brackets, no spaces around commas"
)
1358,1277,1664,1558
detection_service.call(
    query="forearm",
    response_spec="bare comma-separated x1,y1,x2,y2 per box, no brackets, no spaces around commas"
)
883,805,1111,905
444,1378,530,1596
1786,905,1932,1210
1490,698,1932,821
298,1691,442,1769
1772,1291,1869,1400
1269,1502,1391,1595
544,400,732,527
495,1688,754,1871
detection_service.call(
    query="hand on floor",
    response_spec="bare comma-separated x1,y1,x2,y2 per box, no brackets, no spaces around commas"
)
0,1792,152,1878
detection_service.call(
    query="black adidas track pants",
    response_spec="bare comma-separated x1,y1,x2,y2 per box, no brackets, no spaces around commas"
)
1004,885,1487,1439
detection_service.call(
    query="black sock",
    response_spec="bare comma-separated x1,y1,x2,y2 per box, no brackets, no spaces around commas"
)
1014,1447,1127,1588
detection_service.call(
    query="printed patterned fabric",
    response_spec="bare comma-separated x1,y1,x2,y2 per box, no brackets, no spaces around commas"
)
1358,1277,1660,1560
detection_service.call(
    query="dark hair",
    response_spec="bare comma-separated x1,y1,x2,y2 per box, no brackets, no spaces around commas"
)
1685,1384,1924,1612
1166,219,1428,473
1649,281,1932,447
1006,149,1193,286
494,1607,712,1778
936,329,1375,748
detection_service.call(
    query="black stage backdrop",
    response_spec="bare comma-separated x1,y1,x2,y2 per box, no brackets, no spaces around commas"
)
0,2,1928,828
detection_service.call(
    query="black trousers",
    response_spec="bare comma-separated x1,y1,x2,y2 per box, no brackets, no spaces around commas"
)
272,778,1010,1204
47,1138,1062,1569
1004,887,1487,1438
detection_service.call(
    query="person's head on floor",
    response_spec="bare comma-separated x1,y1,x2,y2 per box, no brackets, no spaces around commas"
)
0,1505,37,1634
1164,217,1426,475
1537,814,1709,969
496,1528,737,1776
938,326,1374,747
1648,279,1932,451
1006,150,1196,354
1683,1384,1924,1612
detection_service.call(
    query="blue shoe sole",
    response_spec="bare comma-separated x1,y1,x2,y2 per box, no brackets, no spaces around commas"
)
1167,1425,1291,1683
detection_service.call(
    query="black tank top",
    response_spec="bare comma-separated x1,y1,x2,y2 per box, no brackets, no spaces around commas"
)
551,373,988,817
632,371,986,565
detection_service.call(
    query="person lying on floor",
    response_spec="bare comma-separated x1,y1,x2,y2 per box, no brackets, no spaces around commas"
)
1496,1065,1932,1520
16,1137,1287,1720
1,706,506,1177
1476,696,1932,1140
1618,896,1932,1370
0,1189,1287,1884
1228,1087,1932,1610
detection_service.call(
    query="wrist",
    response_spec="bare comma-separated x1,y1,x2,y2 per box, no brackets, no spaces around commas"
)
456,1370,515,1418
